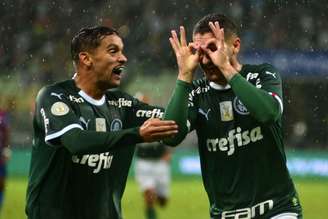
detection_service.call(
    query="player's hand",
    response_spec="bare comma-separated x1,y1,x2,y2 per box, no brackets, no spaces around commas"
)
139,118,178,142
201,22,236,80
169,26,200,83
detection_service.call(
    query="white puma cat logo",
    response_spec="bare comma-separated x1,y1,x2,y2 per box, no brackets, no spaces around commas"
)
51,92,64,100
79,117,91,129
198,108,211,121
265,71,277,79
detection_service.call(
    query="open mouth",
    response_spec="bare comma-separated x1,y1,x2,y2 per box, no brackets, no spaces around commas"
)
112,66,125,75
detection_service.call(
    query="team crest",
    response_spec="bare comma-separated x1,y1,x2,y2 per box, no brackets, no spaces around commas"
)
219,101,234,121
50,102,69,116
233,97,249,115
110,119,122,131
96,118,107,132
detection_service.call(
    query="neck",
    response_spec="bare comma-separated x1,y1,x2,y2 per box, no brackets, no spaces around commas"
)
74,71,105,100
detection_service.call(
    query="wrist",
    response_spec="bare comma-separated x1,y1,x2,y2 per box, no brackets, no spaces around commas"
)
178,71,193,83
220,65,238,81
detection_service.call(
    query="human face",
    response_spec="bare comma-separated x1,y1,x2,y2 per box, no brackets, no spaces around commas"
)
193,32,231,84
89,34,127,89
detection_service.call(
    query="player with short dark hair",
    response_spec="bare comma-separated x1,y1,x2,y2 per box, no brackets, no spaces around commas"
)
165,13,303,218
25,26,177,219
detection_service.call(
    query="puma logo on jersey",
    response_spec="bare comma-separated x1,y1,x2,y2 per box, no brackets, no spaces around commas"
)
136,108,163,118
265,71,277,78
72,152,114,174
198,108,211,120
206,126,263,155
79,117,91,129
51,92,64,100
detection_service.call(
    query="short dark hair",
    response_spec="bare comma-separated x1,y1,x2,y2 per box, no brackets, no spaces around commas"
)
71,26,119,62
193,13,239,39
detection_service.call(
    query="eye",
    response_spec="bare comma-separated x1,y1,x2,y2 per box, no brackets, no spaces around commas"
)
108,49,117,54
207,43,217,52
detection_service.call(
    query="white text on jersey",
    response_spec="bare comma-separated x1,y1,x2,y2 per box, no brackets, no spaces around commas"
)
206,126,263,155
108,98,132,108
136,108,163,118
221,199,273,218
72,152,114,174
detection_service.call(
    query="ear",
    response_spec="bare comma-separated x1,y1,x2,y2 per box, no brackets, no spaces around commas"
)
78,52,92,67
232,37,241,55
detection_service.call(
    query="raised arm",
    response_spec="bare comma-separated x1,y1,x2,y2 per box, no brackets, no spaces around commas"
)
164,26,200,146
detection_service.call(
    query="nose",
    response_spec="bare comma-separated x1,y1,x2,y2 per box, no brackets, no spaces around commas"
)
201,54,211,65
119,53,128,63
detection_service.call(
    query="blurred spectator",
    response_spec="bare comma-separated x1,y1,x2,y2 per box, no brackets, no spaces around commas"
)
0,96,11,210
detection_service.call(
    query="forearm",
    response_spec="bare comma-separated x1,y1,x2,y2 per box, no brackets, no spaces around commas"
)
163,80,191,146
61,127,143,155
229,74,280,123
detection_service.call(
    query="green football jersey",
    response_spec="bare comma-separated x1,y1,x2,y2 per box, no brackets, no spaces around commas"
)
26,80,164,219
185,64,302,218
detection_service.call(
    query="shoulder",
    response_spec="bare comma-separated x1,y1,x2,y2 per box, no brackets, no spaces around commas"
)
189,78,211,97
192,77,208,88
242,63,281,81
36,80,76,103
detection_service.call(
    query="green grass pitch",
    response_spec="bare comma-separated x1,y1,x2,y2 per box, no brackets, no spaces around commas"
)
1,177,327,219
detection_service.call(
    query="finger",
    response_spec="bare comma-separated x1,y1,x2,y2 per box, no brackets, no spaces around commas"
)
209,22,220,39
171,30,180,48
150,130,178,139
188,43,200,60
148,125,178,134
201,45,212,56
188,42,200,50
148,119,177,126
180,26,187,47
169,37,178,54
201,38,218,53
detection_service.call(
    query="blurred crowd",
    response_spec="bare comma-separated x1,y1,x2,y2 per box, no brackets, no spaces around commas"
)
0,0,327,148
1,0,327,80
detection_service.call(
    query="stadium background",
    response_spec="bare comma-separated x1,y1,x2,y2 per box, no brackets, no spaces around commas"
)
1,0,328,218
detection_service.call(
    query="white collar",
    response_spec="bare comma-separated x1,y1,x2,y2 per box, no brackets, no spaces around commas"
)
78,90,105,106
209,81,231,90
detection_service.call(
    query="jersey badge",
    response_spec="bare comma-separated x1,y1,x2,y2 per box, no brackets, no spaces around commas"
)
233,97,249,115
96,118,107,132
219,101,234,121
110,119,122,131
50,102,69,116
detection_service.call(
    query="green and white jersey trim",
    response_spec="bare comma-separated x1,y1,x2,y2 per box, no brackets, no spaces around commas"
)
78,90,105,106
45,124,83,143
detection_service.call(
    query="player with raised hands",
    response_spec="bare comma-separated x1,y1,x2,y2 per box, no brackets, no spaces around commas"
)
165,13,303,219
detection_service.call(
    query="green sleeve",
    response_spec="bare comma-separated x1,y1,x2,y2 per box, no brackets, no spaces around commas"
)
163,80,192,146
60,127,143,155
229,74,280,123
